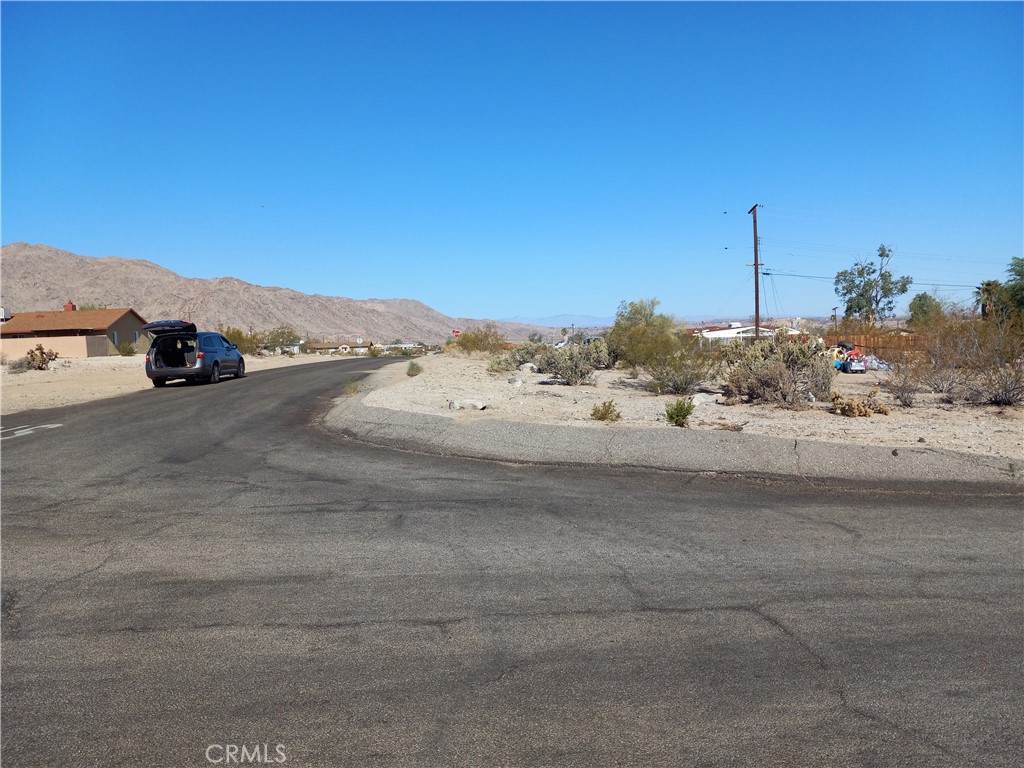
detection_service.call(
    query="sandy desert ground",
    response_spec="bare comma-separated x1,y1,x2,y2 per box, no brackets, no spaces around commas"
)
362,353,1023,462
2,350,1021,462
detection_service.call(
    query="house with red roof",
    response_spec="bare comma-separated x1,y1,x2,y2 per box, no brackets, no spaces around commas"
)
0,302,149,358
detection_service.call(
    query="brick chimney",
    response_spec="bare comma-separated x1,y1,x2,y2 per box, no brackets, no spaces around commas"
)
64,301,77,312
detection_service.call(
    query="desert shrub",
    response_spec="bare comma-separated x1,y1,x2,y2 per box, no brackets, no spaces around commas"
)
340,381,360,397
406,361,423,377
455,322,508,355
904,312,1024,405
544,345,596,386
584,338,611,369
646,340,718,396
6,356,30,373
665,397,695,427
831,387,890,417
118,342,136,356
883,353,924,407
25,344,59,371
367,345,382,358
721,338,834,409
607,299,714,393
487,341,546,373
590,400,621,422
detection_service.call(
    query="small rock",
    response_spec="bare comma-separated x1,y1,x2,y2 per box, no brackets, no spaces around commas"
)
917,437,926,443
519,363,537,373
449,399,487,411
891,449,899,457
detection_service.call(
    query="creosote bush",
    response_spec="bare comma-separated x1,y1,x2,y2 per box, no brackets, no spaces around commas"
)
454,322,508,355
118,342,136,356
406,361,423,377
590,400,622,422
544,345,596,386
665,398,695,427
487,341,546,373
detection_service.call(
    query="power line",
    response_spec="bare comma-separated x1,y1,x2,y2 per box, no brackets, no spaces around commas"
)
762,269,979,289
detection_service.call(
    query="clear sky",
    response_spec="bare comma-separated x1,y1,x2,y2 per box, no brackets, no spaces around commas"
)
2,1,1021,323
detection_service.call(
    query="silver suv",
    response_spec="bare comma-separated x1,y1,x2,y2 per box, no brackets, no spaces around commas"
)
143,320,245,387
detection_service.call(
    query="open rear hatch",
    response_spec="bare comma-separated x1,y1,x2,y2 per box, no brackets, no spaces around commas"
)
142,320,197,336
143,321,198,369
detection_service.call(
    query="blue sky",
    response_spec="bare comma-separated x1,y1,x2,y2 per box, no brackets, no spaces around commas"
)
2,1,1021,323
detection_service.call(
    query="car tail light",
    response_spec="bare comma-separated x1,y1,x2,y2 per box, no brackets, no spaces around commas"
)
196,352,205,359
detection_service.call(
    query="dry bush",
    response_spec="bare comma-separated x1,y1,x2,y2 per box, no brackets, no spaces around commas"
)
831,387,890,417
487,341,546,372
25,344,59,371
883,352,925,407
454,322,508,355
903,313,1024,406
721,338,835,409
543,345,596,386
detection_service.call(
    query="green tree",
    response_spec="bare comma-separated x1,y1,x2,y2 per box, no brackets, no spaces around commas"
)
1005,257,1024,314
834,244,912,323
219,325,262,356
974,280,1004,319
606,299,675,368
263,324,301,350
908,293,944,327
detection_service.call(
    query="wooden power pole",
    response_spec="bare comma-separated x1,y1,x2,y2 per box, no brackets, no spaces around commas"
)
748,204,761,339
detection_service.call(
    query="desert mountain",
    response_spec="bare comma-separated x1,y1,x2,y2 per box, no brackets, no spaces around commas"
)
0,243,554,343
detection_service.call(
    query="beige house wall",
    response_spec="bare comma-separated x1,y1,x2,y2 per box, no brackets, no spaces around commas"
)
1,335,113,359
106,316,148,352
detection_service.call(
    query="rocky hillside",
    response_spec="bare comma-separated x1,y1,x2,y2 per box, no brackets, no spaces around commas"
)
0,243,552,342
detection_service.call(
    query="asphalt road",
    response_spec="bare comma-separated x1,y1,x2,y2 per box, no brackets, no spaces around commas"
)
1,358,1021,767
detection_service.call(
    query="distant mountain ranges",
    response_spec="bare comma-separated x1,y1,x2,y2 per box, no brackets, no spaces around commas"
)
0,243,559,343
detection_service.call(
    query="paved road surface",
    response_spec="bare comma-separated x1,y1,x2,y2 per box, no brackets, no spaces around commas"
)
2,358,1020,767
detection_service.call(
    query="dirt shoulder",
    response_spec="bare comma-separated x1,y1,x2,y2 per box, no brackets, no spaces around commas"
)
361,353,1023,462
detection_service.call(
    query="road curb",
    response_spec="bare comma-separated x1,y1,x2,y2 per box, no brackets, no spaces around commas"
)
324,384,1023,493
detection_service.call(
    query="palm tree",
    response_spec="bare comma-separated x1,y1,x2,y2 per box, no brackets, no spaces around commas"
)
974,280,1003,319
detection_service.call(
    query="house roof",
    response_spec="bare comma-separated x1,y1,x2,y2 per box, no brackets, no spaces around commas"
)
0,308,147,336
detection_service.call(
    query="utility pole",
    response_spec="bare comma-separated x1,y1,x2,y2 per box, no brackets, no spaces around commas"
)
748,204,761,339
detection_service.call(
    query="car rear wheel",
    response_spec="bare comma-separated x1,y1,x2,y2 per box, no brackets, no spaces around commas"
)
208,363,221,384
152,378,166,388
235,359,245,378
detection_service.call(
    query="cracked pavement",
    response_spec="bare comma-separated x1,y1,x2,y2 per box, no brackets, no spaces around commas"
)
2,357,1021,766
